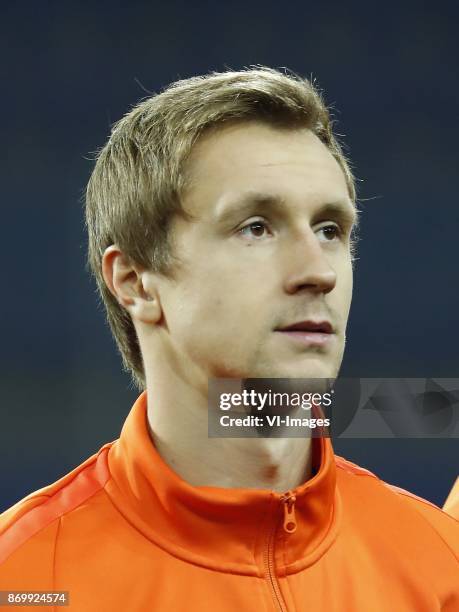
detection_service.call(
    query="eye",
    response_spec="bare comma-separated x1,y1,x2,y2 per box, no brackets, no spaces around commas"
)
238,219,272,240
316,224,342,242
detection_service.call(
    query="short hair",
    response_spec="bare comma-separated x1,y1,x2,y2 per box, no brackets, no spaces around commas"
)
85,66,356,391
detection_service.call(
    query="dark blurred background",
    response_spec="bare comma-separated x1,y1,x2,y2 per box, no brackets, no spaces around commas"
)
1,1,458,512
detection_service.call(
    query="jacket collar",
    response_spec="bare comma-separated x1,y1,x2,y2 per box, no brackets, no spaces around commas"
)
106,391,341,576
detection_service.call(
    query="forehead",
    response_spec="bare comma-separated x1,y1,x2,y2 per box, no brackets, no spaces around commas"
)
182,121,351,216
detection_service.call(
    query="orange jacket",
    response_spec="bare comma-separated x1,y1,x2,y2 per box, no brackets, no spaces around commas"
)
444,477,459,521
1,391,458,611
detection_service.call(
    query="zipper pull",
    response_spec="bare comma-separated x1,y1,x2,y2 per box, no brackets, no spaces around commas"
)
280,491,297,534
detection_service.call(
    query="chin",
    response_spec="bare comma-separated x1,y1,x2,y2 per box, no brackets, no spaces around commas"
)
269,358,340,380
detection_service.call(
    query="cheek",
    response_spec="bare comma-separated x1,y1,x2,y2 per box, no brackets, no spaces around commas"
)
169,282,228,344
346,266,354,303
339,258,353,295
167,257,268,343
340,271,354,324
174,291,248,372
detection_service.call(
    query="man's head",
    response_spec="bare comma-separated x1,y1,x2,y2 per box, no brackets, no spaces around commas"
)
85,67,358,391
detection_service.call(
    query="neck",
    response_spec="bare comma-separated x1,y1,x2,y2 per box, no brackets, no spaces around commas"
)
145,370,313,493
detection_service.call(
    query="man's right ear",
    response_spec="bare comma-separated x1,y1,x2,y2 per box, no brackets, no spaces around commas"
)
101,245,162,325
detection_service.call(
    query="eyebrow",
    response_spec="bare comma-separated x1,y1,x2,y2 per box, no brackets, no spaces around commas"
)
214,192,359,229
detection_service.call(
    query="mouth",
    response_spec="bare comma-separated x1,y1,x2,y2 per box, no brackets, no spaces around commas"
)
274,320,335,347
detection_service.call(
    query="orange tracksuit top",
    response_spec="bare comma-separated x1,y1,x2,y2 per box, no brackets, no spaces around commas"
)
1,391,458,611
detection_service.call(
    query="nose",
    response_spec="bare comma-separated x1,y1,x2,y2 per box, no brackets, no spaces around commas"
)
282,229,337,295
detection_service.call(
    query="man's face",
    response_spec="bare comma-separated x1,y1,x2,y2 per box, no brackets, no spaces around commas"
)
149,121,356,384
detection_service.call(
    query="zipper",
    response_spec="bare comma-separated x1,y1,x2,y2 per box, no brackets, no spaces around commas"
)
280,491,297,534
263,491,297,612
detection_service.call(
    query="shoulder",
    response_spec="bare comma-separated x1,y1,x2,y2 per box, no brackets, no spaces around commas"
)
334,454,459,561
0,442,113,574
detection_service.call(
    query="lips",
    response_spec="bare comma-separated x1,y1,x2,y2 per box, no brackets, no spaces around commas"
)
277,320,334,334
275,320,335,348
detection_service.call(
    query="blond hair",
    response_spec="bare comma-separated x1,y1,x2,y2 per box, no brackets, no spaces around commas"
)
85,66,356,390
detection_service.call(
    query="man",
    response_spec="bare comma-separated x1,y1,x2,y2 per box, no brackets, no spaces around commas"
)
1,67,458,610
